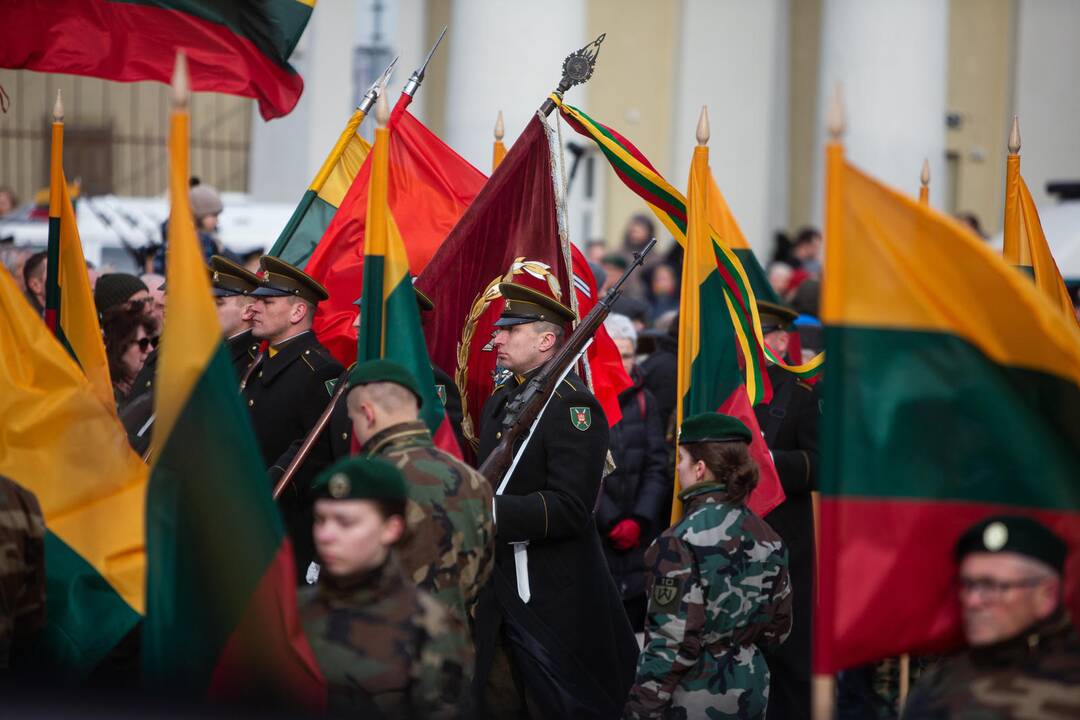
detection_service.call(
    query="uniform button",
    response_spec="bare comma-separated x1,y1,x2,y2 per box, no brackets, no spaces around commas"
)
248,399,254,407
496,432,502,439
258,371,263,378
341,433,348,440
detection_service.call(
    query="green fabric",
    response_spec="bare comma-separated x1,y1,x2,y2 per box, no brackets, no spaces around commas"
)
269,191,336,269
679,412,751,445
311,456,407,502
733,248,780,305
143,343,283,692
821,326,1080,509
347,359,423,406
682,271,744,420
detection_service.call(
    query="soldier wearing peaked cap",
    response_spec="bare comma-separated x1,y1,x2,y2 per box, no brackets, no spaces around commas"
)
902,516,1080,719
244,255,344,583
473,277,638,719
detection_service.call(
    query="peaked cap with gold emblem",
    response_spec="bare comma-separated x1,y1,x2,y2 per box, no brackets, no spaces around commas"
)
250,255,329,304
494,281,576,328
209,254,262,297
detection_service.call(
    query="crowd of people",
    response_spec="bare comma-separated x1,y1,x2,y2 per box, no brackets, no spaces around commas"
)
1,193,1077,719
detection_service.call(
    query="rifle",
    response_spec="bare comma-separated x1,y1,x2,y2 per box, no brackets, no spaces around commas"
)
478,237,655,489
272,365,351,500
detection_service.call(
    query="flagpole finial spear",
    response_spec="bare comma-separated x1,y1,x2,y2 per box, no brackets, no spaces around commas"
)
827,83,845,141
172,51,190,109
540,33,607,115
53,89,63,123
696,106,709,146
1008,115,1021,154
375,83,390,128
402,26,447,97
920,158,930,187
495,110,505,141
358,56,398,114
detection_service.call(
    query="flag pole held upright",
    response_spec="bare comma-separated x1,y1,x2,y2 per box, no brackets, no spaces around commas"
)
919,158,930,206
45,89,64,334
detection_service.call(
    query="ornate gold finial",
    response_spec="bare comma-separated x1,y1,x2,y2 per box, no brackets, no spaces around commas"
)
172,51,190,108
827,83,845,140
52,89,64,122
1008,115,1021,154
495,110,505,141
375,83,390,128
920,158,930,187
696,106,709,146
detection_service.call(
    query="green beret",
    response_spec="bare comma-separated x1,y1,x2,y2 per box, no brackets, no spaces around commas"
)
347,359,423,407
955,515,1067,573
311,456,407,503
679,412,753,445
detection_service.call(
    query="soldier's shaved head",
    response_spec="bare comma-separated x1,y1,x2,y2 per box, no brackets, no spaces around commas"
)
346,380,421,447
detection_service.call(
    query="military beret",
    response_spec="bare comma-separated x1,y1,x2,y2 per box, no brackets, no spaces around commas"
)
250,255,329,305
347,359,423,407
679,412,753,445
757,300,798,332
209,255,261,297
494,281,576,328
311,456,407,503
955,515,1067,574
352,284,434,312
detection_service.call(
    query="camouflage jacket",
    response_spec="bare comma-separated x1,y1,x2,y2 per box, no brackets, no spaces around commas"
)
902,609,1080,719
363,421,494,622
624,482,792,720
0,476,45,669
299,552,471,719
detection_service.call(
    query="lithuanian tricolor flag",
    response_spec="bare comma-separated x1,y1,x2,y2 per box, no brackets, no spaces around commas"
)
357,99,454,452
268,109,372,268
142,58,325,708
0,0,313,119
814,139,1080,673
0,261,146,678
676,139,785,521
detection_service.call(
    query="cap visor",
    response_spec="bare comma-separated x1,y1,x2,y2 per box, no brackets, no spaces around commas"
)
249,285,292,297
493,316,535,328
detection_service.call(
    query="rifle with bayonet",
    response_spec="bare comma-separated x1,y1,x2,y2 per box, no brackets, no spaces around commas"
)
478,238,655,488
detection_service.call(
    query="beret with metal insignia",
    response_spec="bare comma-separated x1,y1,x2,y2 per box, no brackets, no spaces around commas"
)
954,515,1067,573
679,412,753,445
311,456,407,503
346,359,424,407
249,255,330,304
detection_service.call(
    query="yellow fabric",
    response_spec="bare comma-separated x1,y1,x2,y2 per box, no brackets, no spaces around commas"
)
311,108,371,207
151,110,221,457
58,171,114,411
822,142,1080,386
492,140,507,172
0,267,148,613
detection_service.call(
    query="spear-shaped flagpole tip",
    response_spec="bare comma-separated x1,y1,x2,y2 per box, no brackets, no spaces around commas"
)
402,26,447,97
827,83,845,140
495,111,505,141
375,84,390,128
920,158,930,187
53,89,64,122
696,106,710,146
1008,115,1021,154
380,56,399,87
172,51,190,108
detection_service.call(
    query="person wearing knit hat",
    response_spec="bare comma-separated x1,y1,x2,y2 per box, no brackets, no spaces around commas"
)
299,456,471,717
902,517,1079,718
94,273,150,314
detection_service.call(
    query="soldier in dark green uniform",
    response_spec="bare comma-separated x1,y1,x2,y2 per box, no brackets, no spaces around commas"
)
345,359,494,624
902,516,1080,719
244,255,343,581
625,412,792,720
300,456,470,719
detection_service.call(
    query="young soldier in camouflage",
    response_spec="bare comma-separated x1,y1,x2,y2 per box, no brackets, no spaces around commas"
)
625,413,792,720
299,456,470,718
0,475,45,670
346,359,494,624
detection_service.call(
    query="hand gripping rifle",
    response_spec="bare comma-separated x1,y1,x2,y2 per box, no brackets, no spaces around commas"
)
478,237,655,489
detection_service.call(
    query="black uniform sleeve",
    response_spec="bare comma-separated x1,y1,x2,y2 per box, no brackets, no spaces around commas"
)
770,382,819,498
631,388,672,532
495,390,609,543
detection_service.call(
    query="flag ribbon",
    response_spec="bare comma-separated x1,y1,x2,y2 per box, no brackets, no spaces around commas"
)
552,96,824,399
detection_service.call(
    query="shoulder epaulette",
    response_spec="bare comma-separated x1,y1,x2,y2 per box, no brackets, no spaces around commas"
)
796,379,813,392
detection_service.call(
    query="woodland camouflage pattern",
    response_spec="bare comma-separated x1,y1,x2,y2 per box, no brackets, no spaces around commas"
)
0,476,45,669
625,482,792,720
902,609,1080,720
363,420,494,622
299,553,471,719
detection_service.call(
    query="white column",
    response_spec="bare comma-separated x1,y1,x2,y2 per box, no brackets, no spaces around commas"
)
670,0,790,259
812,0,949,220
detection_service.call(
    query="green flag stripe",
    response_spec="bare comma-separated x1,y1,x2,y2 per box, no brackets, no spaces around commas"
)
682,272,744,418
269,192,336,268
381,277,446,433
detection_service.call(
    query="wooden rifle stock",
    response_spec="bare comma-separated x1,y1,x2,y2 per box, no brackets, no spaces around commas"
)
272,367,351,500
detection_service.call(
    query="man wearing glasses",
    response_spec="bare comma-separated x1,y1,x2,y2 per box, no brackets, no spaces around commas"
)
903,516,1079,718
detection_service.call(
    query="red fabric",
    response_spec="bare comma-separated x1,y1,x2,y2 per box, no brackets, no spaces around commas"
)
0,1,303,120
208,541,326,712
814,498,1080,673
306,96,485,365
719,386,785,518
570,246,632,427
416,118,570,461
608,518,642,551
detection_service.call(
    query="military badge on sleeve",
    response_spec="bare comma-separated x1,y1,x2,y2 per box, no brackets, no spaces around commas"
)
325,378,337,397
652,577,681,611
570,406,592,431
435,384,447,406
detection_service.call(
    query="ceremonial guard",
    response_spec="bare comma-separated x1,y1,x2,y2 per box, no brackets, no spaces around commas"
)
474,279,638,719
903,516,1080,719
346,359,494,624
299,456,470,719
244,255,343,579
753,299,820,720
625,413,792,720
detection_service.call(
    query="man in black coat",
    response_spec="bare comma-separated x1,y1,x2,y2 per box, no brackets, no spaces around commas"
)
473,280,638,719
244,256,343,582
754,300,821,720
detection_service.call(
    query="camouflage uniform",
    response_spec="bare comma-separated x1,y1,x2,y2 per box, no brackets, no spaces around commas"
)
299,552,471,719
901,609,1080,719
363,420,494,622
0,476,45,669
625,481,792,720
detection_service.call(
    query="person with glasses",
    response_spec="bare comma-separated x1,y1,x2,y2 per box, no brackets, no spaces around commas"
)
102,305,158,405
903,515,1080,719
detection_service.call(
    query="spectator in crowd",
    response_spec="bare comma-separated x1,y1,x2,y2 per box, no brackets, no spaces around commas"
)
0,475,45,671
611,295,650,333
0,247,31,290
640,313,678,438
21,251,47,316
85,260,98,292
94,273,150,315
156,181,239,273
139,273,166,327
240,249,263,275
600,252,628,295
619,213,658,300
955,212,986,240
768,261,794,298
0,187,17,218
585,238,607,264
597,314,671,632
644,263,679,320
790,226,823,276
102,306,157,404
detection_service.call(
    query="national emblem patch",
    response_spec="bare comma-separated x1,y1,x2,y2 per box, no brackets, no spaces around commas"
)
570,406,592,431
652,577,680,610
325,378,337,397
436,384,447,406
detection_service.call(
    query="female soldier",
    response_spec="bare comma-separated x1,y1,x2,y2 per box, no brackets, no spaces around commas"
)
624,412,792,719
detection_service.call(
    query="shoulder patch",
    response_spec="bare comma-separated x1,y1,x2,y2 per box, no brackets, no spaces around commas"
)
325,378,337,397
796,379,813,391
570,406,592,431
435,384,447,406
651,577,681,611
